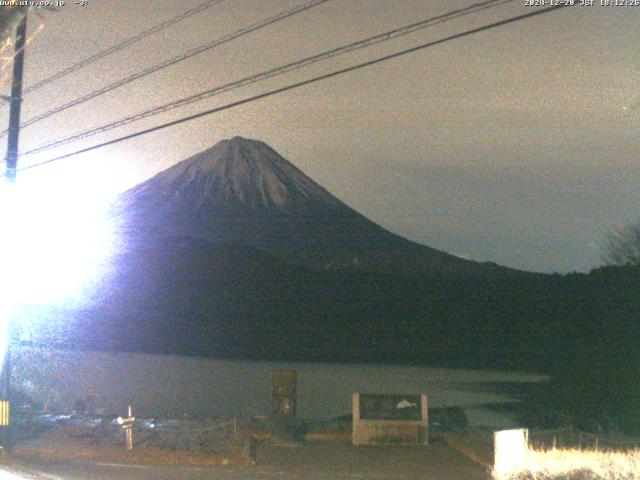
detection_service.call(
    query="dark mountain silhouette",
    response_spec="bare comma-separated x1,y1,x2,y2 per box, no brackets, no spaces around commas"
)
60,136,536,362
112,136,519,278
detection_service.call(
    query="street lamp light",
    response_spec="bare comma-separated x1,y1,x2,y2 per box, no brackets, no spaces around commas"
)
0,171,117,452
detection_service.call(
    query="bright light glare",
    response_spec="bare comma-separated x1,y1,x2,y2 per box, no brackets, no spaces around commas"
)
496,448,640,480
493,429,528,479
0,170,117,360
0,467,34,480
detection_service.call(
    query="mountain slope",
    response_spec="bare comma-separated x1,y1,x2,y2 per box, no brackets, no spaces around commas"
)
66,233,549,367
113,136,516,278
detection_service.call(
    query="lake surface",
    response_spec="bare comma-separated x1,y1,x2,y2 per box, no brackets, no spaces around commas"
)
13,347,547,428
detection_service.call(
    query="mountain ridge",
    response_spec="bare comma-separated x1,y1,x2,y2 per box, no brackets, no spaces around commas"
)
113,136,523,278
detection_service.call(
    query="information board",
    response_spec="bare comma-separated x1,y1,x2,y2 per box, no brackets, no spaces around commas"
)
359,394,422,421
272,370,297,443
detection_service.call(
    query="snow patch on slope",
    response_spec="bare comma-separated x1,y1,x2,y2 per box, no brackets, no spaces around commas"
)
143,136,342,211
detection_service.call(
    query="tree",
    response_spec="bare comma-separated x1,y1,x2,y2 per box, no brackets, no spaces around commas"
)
603,222,640,266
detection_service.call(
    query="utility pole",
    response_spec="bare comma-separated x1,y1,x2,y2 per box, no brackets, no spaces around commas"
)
1,12,28,454
5,12,28,181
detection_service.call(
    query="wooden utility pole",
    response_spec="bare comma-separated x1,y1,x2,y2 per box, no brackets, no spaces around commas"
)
1,13,27,455
5,13,27,181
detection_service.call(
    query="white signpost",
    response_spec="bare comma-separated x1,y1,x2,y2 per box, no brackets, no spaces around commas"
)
117,405,135,451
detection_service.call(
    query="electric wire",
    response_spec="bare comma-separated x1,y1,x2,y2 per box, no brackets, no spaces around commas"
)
22,0,514,157
0,0,225,105
10,3,574,176
0,0,332,138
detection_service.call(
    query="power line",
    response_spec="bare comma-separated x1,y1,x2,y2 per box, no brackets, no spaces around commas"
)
0,0,332,138
1,0,225,105
23,0,514,156
11,4,573,176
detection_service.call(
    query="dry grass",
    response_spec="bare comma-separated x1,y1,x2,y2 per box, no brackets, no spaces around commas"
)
496,447,640,480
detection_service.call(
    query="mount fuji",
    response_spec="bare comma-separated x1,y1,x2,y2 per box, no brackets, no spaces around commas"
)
113,136,513,278
59,137,533,362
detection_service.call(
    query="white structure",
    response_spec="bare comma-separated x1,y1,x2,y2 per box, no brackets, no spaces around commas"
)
494,428,529,479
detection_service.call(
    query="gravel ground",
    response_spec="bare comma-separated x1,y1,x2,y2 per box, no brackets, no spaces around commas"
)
2,438,491,479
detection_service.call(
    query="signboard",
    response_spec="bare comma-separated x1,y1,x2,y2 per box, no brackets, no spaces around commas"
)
359,394,422,421
272,370,297,443
353,393,428,446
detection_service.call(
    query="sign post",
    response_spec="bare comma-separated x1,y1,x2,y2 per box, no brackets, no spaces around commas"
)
117,405,135,451
272,370,297,444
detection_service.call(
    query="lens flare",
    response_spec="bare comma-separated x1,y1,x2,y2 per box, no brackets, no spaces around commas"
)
0,169,117,361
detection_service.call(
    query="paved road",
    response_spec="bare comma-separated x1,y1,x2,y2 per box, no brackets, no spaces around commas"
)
2,461,299,480
1,441,491,479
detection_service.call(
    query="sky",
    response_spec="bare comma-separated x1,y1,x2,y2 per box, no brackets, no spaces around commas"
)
2,0,639,273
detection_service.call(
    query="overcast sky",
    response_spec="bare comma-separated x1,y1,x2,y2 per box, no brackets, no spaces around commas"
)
4,0,639,273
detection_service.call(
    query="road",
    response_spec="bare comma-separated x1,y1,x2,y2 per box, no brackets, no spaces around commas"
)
1,461,309,480
1,441,491,479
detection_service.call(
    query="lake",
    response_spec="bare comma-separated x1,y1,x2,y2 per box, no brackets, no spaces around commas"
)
13,347,547,429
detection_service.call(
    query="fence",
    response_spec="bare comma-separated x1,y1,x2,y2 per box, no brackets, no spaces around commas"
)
148,418,240,452
444,425,640,474
14,412,242,453
528,426,640,451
